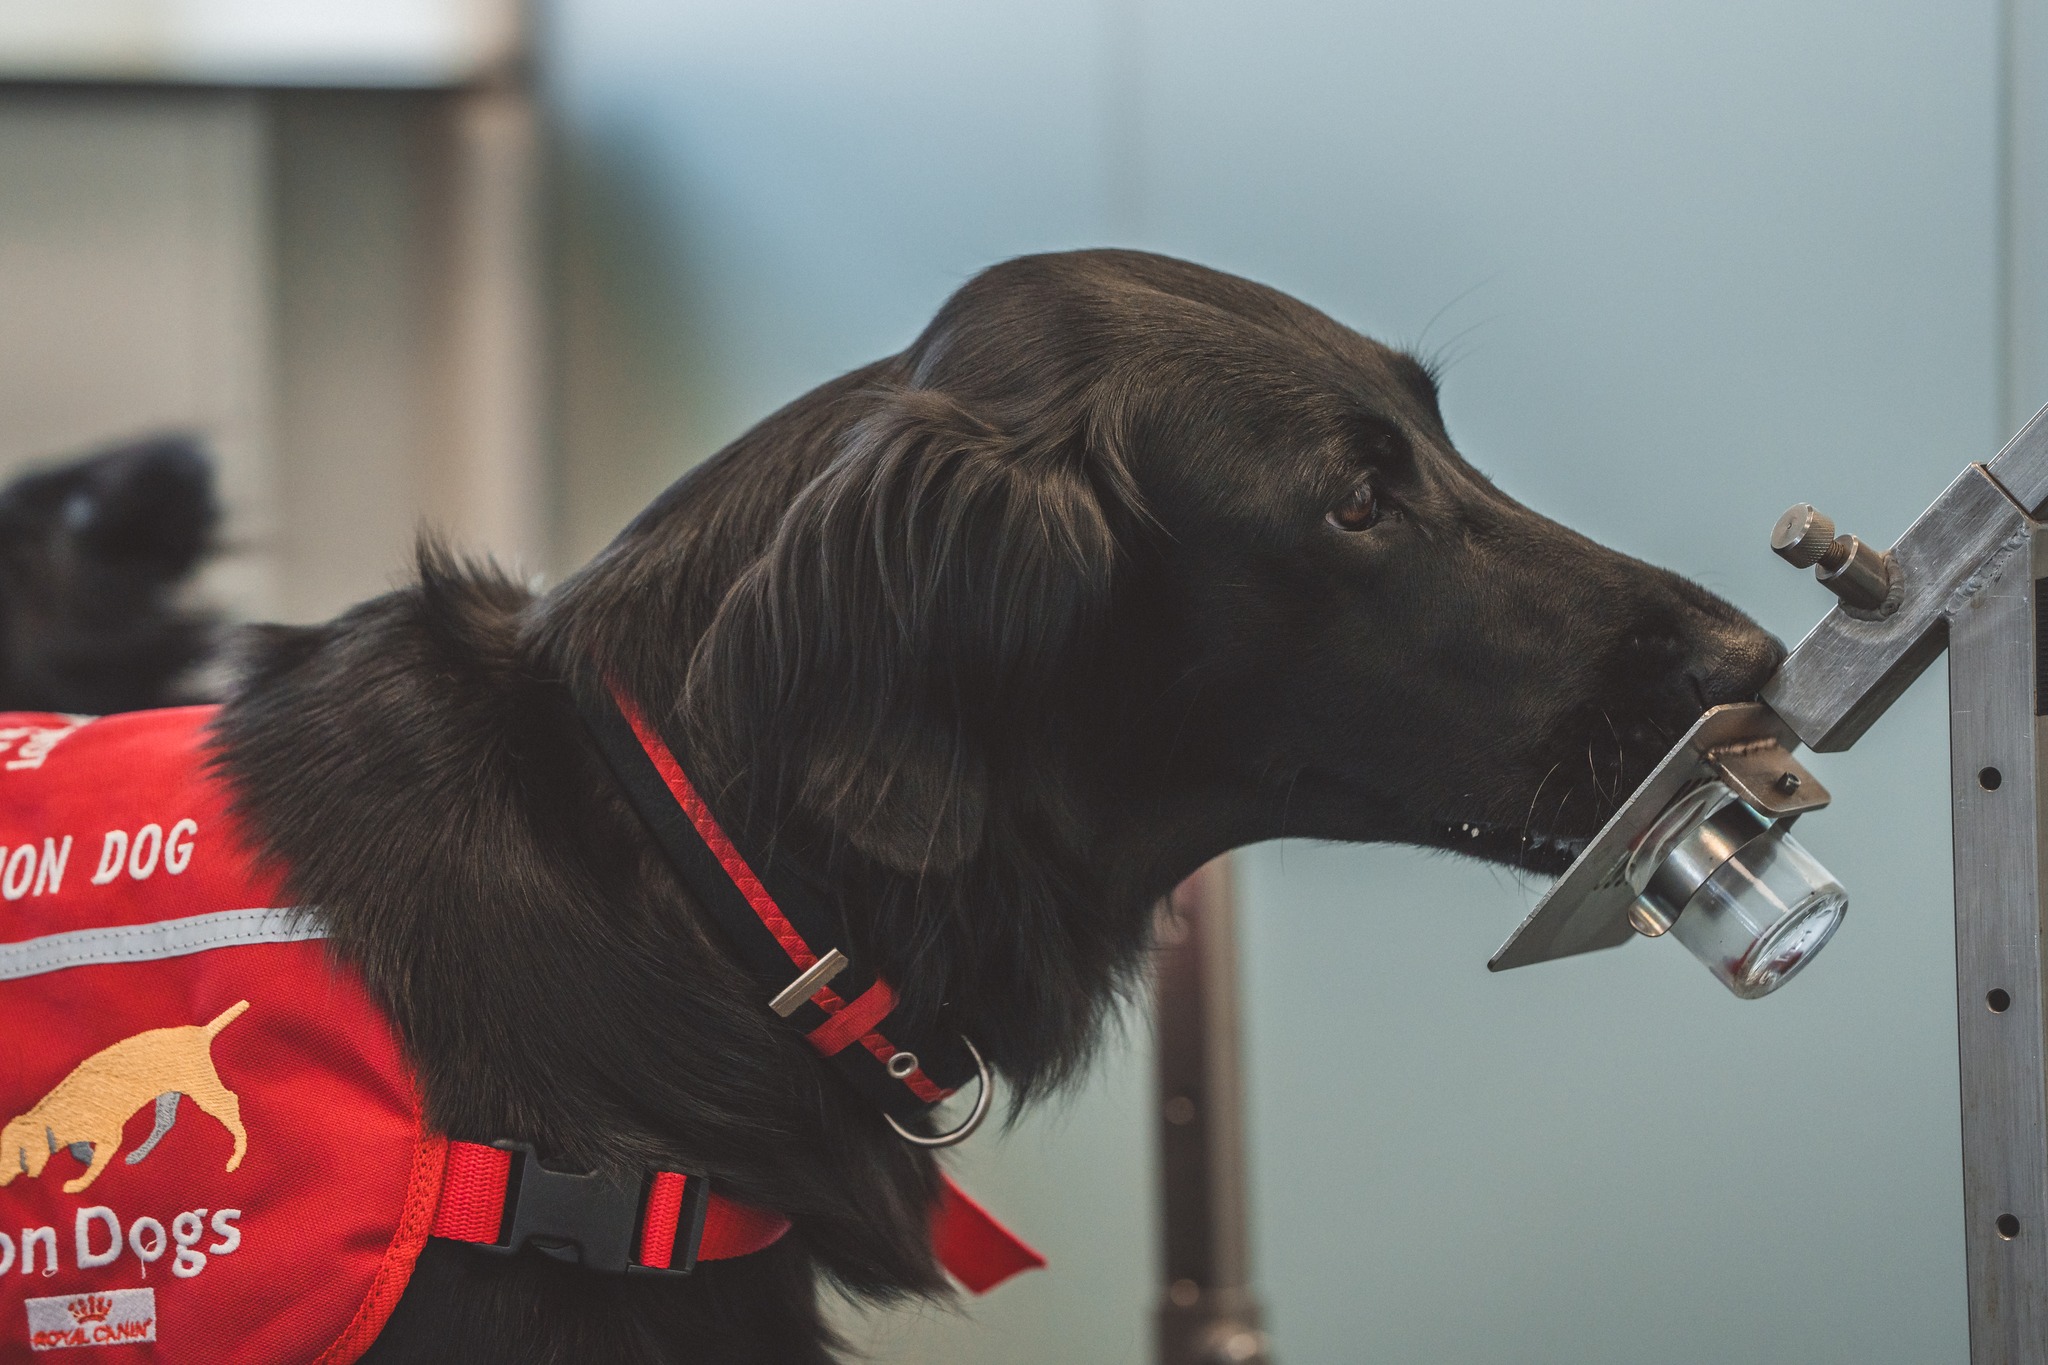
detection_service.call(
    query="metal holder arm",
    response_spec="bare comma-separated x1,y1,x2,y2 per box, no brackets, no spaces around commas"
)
1763,463,2027,753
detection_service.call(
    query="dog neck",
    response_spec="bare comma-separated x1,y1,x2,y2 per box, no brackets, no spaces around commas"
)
520,373,1262,1098
533,553,1244,1099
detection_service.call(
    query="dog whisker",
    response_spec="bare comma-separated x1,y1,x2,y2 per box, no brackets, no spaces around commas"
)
1278,766,1304,842
1603,709,1626,803
1518,761,1563,871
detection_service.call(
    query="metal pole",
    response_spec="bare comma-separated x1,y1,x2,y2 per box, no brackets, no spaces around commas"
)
1950,517,2048,1361
1997,0,2048,435
1155,856,1271,1365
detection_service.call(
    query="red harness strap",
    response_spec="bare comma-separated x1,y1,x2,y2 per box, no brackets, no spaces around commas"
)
426,1143,1041,1291
429,1141,790,1269
931,1178,1047,1294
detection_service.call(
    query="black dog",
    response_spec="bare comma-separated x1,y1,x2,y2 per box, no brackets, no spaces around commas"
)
208,250,1780,1363
0,434,217,714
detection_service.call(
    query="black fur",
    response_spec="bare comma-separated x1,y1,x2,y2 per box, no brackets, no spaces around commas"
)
208,251,1783,1364
0,434,217,713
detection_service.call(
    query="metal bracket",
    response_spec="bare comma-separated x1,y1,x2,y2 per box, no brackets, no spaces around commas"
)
1489,703,1828,972
1707,737,1830,818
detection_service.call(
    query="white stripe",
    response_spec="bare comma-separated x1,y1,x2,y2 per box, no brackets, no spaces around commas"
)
0,906,324,980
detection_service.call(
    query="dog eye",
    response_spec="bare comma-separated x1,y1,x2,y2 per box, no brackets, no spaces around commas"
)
1327,480,1380,532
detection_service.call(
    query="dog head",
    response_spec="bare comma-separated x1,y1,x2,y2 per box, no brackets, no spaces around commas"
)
0,434,219,714
685,250,1780,888
0,1113,50,1185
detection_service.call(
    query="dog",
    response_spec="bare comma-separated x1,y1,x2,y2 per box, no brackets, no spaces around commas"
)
197,250,1783,1363
0,433,218,714
0,1000,249,1196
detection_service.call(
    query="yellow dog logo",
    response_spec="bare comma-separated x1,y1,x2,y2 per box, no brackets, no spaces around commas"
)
1,1001,249,1195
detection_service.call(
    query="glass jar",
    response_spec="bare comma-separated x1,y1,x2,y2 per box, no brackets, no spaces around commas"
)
1624,780,1847,999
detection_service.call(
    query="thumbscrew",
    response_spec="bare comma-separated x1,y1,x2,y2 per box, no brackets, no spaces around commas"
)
1769,502,1897,613
1771,504,1837,569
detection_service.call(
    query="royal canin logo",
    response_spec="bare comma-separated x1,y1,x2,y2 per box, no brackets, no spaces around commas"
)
25,1286,156,1351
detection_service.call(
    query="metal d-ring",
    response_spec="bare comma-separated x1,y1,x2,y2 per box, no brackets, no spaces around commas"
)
884,1036,992,1149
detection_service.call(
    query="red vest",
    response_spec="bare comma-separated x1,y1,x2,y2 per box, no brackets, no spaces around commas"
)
0,707,433,1362
0,707,1036,1364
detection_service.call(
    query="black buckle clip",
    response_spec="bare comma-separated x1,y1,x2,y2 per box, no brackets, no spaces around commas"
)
474,1141,709,1276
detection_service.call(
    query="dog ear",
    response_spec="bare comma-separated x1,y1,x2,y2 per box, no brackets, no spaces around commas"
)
687,386,1121,876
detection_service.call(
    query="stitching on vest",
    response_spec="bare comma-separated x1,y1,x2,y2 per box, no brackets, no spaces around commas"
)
0,908,322,981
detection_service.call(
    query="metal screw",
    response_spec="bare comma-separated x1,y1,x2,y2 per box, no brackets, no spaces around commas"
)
1628,902,1673,938
1774,772,1802,795
1771,503,1897,612
1772,503,1837,568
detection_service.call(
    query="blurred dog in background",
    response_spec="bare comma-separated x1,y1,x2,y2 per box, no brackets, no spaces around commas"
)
0,433,217,714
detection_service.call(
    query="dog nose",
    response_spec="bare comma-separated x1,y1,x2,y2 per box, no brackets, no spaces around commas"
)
1682,621,1785,710
1611,590,1786,741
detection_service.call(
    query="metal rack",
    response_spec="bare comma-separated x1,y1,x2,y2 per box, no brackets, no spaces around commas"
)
1491,402,2048,1363
1764,403,2048,1361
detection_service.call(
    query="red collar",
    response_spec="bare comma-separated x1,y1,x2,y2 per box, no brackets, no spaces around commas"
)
579,683,985,1130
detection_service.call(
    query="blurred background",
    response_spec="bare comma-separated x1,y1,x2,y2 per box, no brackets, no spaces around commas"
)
2,1,2044,1361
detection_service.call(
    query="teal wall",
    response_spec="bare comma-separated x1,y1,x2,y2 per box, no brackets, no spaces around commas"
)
546,3,2025,1359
